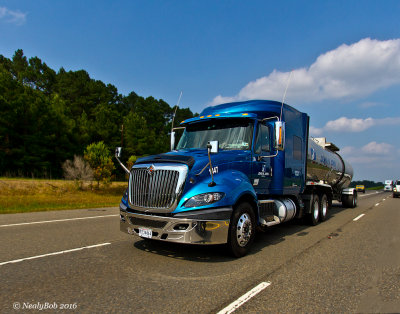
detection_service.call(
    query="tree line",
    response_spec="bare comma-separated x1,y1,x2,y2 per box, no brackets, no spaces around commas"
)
349,180,384,189
0,49,196,179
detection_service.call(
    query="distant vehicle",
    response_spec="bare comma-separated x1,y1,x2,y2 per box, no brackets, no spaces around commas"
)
356,185,365,193
393,180,400,198
384,180,393,192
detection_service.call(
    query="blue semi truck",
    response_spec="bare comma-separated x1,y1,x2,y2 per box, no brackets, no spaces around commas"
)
116,100,356,257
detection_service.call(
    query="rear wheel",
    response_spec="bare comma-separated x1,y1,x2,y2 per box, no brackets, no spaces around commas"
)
309,194,320,225
343,192,357,208
227,202,256,258
319,194,329,222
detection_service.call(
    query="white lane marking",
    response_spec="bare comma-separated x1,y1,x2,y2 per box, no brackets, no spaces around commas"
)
217,282,271,314
0,214,118,228
0,243,111,266
353,214,365,221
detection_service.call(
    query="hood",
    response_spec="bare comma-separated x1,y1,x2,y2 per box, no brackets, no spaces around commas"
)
134,149,250,175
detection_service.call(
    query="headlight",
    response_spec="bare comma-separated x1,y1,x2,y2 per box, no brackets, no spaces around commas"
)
184,192,225,208
394,188,397,192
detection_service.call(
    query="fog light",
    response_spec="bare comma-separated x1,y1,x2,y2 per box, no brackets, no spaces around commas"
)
173,223,189,231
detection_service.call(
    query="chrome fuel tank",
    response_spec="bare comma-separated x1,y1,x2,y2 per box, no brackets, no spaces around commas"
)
307,138,353,190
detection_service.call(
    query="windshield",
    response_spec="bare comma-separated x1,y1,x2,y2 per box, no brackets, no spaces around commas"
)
176,119,254,151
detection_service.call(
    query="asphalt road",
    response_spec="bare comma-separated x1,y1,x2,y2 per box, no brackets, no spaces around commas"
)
0,191,399,313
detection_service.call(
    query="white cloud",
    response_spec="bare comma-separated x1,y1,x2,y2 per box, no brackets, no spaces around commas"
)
211,38,400,105
309,126,323,136
340,142,398,165
0,7,26,25
310,116,400,135
340,146,357,155
361,141,394,155
340,143,400,181
358,102,382,109
325,117,375,132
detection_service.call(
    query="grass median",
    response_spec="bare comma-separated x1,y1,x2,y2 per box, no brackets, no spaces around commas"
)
0,178,127,214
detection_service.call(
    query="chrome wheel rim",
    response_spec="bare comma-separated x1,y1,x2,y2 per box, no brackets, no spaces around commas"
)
313,201,319,220
321,199,327,217
236,213,252,247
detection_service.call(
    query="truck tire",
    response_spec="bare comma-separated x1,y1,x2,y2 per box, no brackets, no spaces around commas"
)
227,202,256,258
342,192,357,208
319,194,329,222
309,194,320,226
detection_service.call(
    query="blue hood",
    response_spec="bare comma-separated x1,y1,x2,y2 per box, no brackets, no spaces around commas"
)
135,149,251,178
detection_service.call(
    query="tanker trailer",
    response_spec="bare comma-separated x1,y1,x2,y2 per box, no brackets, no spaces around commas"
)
301,137,356,225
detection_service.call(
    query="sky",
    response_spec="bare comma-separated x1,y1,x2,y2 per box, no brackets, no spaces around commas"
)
1,0,400,182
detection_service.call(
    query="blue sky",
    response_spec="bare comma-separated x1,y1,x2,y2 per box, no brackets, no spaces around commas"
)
1,0,400,182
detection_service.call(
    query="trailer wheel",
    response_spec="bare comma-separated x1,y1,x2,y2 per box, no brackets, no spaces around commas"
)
342,192,357,208
309,194,320,225
319,194,329,222
227,202,256,258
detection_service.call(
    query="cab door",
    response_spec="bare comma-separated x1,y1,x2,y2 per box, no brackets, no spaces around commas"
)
252,123,272,194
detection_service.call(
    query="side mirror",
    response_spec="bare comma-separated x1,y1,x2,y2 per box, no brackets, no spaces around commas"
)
274,121,285,151
114,147,130,174
115,147,122,158
170,131,175,151
208,141,219,153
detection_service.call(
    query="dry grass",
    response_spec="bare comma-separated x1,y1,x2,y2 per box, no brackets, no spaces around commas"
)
0,178,127,214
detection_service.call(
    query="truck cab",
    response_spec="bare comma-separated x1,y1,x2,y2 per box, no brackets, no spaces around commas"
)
118,100,356,257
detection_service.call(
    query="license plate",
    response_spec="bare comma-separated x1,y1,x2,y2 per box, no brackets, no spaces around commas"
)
139,228,152,239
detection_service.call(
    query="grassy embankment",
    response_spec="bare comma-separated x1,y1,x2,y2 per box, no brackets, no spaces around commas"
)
367,186,384,190
0,178,127,214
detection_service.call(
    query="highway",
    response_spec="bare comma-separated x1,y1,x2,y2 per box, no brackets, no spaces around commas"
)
1,191,399,313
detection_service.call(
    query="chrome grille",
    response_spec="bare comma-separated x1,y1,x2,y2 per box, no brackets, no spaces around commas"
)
129,164,186,211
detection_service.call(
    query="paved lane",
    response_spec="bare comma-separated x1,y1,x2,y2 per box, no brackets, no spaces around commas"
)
1,191,397,313
234,193,400,313
0,207,122,261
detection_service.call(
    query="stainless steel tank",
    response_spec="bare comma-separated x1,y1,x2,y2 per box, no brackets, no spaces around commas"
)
307,138,353,191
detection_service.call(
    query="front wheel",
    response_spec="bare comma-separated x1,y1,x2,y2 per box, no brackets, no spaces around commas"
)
227,202,256,258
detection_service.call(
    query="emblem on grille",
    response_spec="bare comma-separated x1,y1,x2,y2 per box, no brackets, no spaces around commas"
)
147,165,155,176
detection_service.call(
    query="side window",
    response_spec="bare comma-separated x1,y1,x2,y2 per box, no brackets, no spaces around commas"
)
293,135,302,160
255,124,270,154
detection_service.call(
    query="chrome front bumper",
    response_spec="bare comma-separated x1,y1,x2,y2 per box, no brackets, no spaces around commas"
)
120,210,230,245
